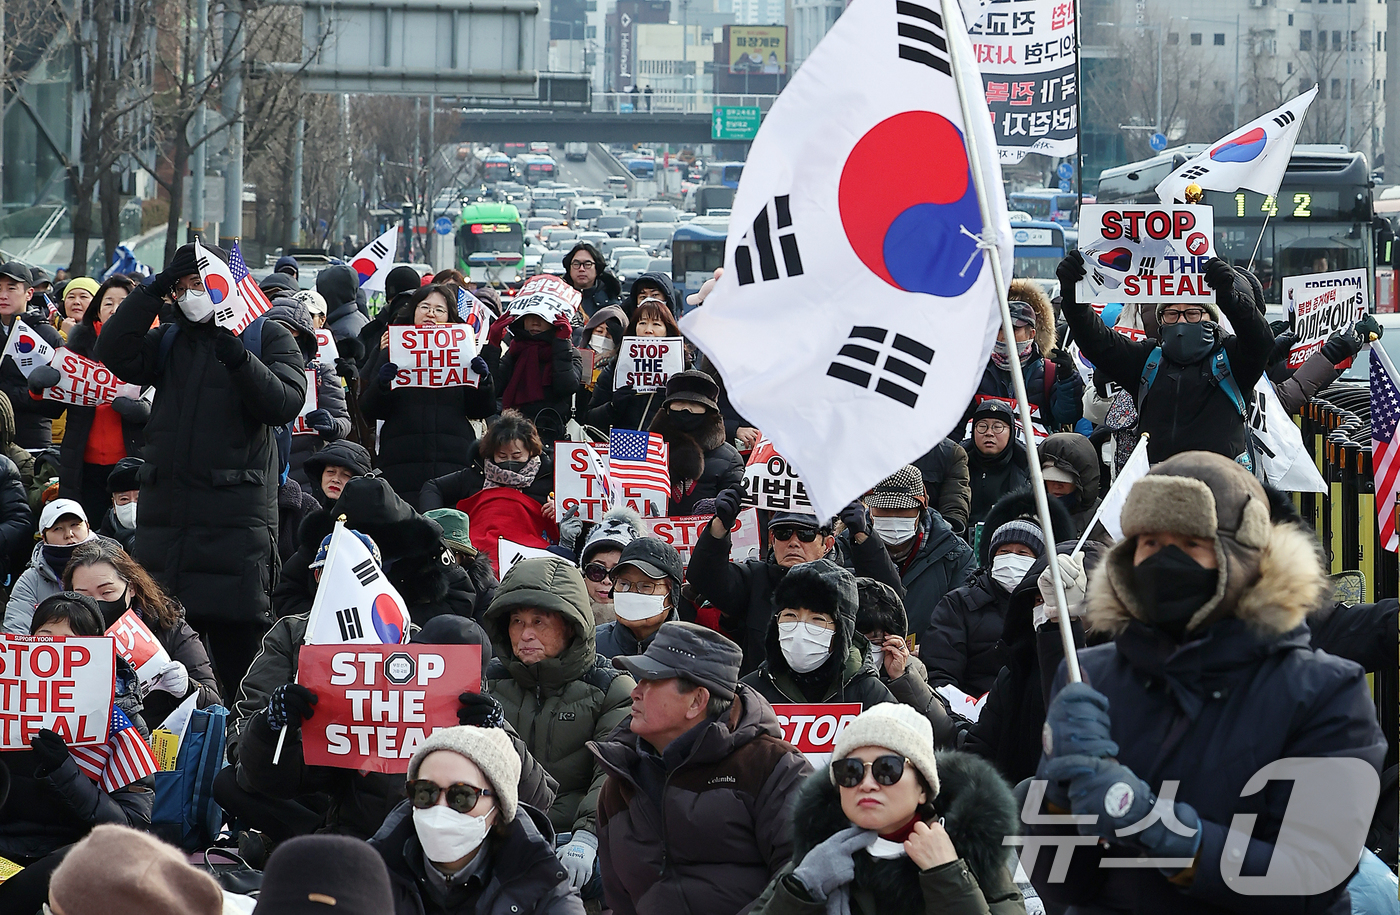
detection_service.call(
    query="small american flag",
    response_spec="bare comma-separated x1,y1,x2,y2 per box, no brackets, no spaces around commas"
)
608,428,670,517
70,704,160,792
229,241,273,334
1370,344,1400,552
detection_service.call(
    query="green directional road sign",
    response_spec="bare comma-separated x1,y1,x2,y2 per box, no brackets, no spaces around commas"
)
712,106,762,141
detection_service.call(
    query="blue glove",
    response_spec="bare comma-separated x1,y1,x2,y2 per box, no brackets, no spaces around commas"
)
1043,682,1118,759
470,355,489,376
1044,754,1202,867
378,362,399,390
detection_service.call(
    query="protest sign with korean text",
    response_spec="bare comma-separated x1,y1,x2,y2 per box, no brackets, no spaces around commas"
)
105,610,171,688
388,325,481,389
41,349,142,407
0,634,114,749
618,337,685,394
772,703,862,767
1283,269,1368,370
1076,205,1216,304
555,442,611,523
299,644,481,773
972,0,1078,163
508,274,581,321
644,509,761,567
289,369,319,434
741,438,813,513
499,538,556,576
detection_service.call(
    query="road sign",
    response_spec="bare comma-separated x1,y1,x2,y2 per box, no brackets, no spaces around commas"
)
1057,162,1075,180
435,216,454,236
712,106,761,141
1058,179,1073,192
1150,132,1168,152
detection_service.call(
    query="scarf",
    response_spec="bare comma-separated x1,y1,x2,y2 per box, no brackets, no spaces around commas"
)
482,456,541,491
502,336,553,407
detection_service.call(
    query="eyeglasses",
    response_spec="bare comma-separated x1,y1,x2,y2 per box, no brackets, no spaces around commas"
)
416,304,450,318
406,779,494,813
613,578,668,595
974,420,1009,435
1160,307,1208,325
583,562,613,583
771,526,819,543
571,260,597,269
830,755,911,788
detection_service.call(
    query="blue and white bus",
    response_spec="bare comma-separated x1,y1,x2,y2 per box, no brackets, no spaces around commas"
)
671,217,729,310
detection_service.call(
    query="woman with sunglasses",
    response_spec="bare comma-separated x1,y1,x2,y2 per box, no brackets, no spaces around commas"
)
750,703,1024,915
362,284,497,508
371,725,585,915
739,558,894,711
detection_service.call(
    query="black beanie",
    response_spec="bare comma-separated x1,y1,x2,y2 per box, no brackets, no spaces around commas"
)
106,457,144,494
252,835,393,915
412,614,494,664
385,265,423,303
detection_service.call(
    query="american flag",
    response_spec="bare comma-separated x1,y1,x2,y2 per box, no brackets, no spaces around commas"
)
229,241,273,334
70,704,160,792
608,428,669,517
1371,344,1400,551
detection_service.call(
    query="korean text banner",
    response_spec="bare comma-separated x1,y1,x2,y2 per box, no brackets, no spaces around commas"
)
0,634,115,749
1283,268,1368,370
730,25,787,74
300,644,482,773
971,0,1077,163
1075,205,1217,304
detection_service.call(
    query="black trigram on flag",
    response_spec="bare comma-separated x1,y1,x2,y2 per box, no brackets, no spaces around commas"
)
1177,165,1210,182
895,2,951,76
336,607,365,641
352,558,380,586
827,326,936,408
1272,110,1296,129
735,196,803,286
369,238,390,259
1137,257,1157,275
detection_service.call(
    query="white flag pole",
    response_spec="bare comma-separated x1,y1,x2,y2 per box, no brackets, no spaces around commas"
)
1070,432,1149,556
940,0,1081,683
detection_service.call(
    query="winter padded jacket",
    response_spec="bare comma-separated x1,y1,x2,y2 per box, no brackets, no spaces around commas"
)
1274,347,1345,415
3,536,119,635
589,684,814,915
971,282,1082,430
481,557,636,838
0,315,64,448
289,363,352,484
964,439,1030,529
921,570,1009,698
370,799,585,915
586,361,667,433
0,452,31,572
649,407,744,516
748,753,1025,915
318,265,370,345
593,608,677,662
912,439,972,535
482,328,583,447
842,509,976,641
418,441,554,511
577,272,622,318
1037,432,1106,543
57,322,148,503
95,284,308,625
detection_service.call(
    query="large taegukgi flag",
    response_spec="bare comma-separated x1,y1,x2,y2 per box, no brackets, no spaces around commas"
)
680,0,1011,520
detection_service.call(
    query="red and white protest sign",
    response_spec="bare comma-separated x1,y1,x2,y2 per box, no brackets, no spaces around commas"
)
290,369,319,434
1076,204,1216,304
772,703,862,766
105,610,171,687
618,337,685,394
555,442,610,523
741,439,814,513
388,325,481,389
508,274,581,321
299,644,481,773
0,634,115,749
314,329,339,372
41,349,142,407
1283,269,1368,369
644,508,761,567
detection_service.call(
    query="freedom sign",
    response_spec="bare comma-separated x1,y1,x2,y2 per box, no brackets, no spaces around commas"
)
644,509,761,567
1076,205,1216,304
105,610,171,688
741,438,814,513
299,644,481,773
42,349,142,407
555,442,611,523
772,703,862,767
388,325,481,388
1283,269,1368,370
0,634,115,748
618,337,685,394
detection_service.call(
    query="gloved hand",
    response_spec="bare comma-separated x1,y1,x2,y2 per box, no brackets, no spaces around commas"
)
790,825,877,901
1056,251,1086,306
557,832,597,891
1041,682,1117,760
1036,552,1088,625
470,355,489,376
1320,328,1364,365
266,683,318,733
1356,313,1384,343
1204,257,1236,308
486,314,513,347
839,500,870,537
334,356,359,382
457,691,506,729
712,484,744,530
305,409,338,439
109,396,147,420
214,329,248,369
144,243,199,299
1044,753,1203,863
378,362,400,390
151,660,189,696
554,315,575,340
1268,331,1300,368
27,365,61,393
30,728,70,776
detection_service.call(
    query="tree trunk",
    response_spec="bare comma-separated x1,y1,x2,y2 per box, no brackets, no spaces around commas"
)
100,168,121,267
68,173,95,276
163,131,190,265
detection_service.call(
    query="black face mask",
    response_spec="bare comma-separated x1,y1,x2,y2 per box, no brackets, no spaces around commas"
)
1130,544,1219,639
42,541,81,573
494,460,531,475
667,410,707,433
97,586,130,627
1055,492,1079,513
1161,321,1216,365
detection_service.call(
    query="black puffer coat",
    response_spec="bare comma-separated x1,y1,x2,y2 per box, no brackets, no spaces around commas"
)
963,439,1030,530
840,509,975,640
912,439,972,536
920,571,1008,698
0,452,31,571
649,407,744,516
57,322,147,503
264,300,352,485
95,284,308,625
482,321,582,446
576,271,622,318
318,265,370,345
418,440,554,511
1038,432,1105,543
0,315,64,448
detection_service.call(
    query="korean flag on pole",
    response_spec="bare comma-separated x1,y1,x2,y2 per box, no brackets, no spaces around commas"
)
0,317,55,377
680,0,1010,520
304,522,411,646
349,225,402,293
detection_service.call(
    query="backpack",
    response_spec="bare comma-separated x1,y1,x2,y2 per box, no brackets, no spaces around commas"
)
151,704,229,850
1137,345,1247,418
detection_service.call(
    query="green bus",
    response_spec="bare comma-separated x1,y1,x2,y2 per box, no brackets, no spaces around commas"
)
458,201,526,286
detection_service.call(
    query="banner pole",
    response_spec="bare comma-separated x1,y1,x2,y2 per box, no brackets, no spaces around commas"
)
939,0,1082,683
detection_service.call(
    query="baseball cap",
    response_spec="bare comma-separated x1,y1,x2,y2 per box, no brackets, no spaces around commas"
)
0,262,32,285
614,537,684,584
770,512,822,530
613,621,743,700
40,498,88,531
1041,464,1077,485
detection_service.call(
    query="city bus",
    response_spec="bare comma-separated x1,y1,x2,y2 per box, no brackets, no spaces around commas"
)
479,153,513,184
671,217,729,310
458,201,526,287
1010,219,1066,301
1008,188,1079,229
706,162,745,189
1096,145,1375,306
519,154,557,186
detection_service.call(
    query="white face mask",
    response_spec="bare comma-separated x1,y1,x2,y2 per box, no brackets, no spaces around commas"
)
868,644,884,672
991,552,1037,592
613,590,667,622
413,804,493,864
178,288,215,323
872,515,919,546
590,334,616,356
778,621,835,673
113,501,137,529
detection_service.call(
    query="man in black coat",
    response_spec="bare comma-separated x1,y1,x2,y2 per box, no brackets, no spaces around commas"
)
0,261,64,448
96,243,308,696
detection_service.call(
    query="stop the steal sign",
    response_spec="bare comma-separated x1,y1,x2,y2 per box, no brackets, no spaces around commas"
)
1076,204,1216,304
772,703,862,767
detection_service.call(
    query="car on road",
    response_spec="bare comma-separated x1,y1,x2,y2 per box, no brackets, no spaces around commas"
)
577,231,609,249
639,205,680,224
597,237,636,258
530,141,550,155
572,205,604,229
615,254,655,291
636,223,674,254
565,142,589,161
595,215,634,238
647,257,672,276
532,208,565,223
538,251,567,275
546,229,580,250
608,246,648,268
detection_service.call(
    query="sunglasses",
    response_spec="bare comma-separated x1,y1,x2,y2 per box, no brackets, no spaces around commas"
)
831,755,911,788
771,526,819,543
583,562,612,583
406,779,494,813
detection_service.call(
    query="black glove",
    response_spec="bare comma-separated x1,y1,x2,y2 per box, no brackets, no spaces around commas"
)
1056,251,1086,306
305,409,337,438
109,396,146,420
266,683,318,733
457,691,506,728
27,365,61,393
1356,313,1383,343
144,243,199,299
712,484,744,530
470,355,489,376
334,356,359,382
1204,257,1236,309
378,362,399,390
839,500,870,537
30,728,70,775
214,329,248,369
1269,331,1300,368
1320,328,1364,365
1051,347,1077,375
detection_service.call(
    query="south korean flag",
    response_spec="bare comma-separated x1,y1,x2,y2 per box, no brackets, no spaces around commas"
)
0,317,55,377
680,0,1009,519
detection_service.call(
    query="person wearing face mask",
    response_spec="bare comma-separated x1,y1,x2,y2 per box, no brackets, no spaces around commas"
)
968,279,1082,433
564,242,621,318
1037,431,1109,544
1057,251,1274,464
94,242,308,696
1028,452,1387,915
594,537,683,661
63,538,220,729
648,370,744,516
3,499,116,634
741,559,894,710
846,465,975,642
370,725,584,915
574,507,645,626
584,298,688,434
579,304,627,398
963,400,1030,529
0,260,65,449
481,301,583,448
